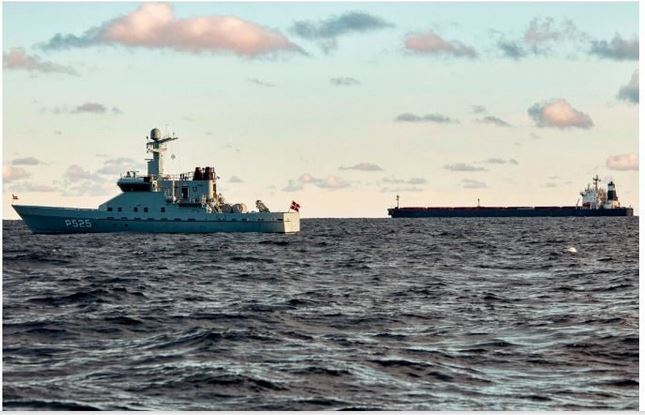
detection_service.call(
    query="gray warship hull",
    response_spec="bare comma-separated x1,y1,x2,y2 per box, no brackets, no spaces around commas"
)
13,205,299,234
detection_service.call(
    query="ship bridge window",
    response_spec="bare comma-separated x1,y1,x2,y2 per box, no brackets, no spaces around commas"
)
144,207,149,213
161,207,166,213
134,207,138,212
118,182,152,192
107,207,113,212
118,207,122,212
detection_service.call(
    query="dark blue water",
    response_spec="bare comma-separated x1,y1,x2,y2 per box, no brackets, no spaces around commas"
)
3,218,639,410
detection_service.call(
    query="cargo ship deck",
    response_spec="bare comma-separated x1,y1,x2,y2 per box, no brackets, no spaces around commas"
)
388,206,634,218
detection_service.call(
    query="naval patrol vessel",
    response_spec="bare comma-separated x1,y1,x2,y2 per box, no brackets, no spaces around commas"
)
13,128,300,234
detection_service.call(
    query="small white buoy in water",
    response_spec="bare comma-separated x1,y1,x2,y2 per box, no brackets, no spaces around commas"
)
566,246,577,254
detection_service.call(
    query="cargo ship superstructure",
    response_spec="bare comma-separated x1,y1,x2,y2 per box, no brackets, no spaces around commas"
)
388,176,634,218
13,128,300,234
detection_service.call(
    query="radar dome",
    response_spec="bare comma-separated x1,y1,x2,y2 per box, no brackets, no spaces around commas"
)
150,128,162,141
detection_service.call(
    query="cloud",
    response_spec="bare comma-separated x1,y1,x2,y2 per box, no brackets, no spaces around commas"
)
444,163,487,172
54,130,63,135
9,182,58,193
606,153,638,171
316,176,350,189
330,77,360,86
481,158,506,164
395,112,458,124
527,99,593,129
475,158,519,165
282,173,350,191
339,162,383,171
72,102,108,114
59,164,113,196
544,182,558,188
497,18,586,59
228,175,244,183
3,47,78,75
222,144,241,153
471,105,486,114
282,180,304,192
3,165,30,183
590,34,638,61
462,179,487,189
524,17,575,49
476,115,511,127
248,78,275,87
407,177,427,185
44,102,122,115
12,157,43,166
41,3,301,58
617,70,639,104
404,30,476,58
96,158,139,175
381,187,423,193
290,11,392,52
64,164,103,183
384,177,427,185
497,40,527,60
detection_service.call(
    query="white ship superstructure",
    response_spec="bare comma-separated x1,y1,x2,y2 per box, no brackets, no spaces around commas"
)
13,128,300,234
579,175,621,210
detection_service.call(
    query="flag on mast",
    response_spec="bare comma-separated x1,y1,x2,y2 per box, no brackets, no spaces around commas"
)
289,200,301,212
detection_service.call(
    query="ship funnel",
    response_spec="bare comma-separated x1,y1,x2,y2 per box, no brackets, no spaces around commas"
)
607,181,618,201
150,128,162,141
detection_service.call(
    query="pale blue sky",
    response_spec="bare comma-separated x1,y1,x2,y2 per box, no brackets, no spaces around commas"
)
3,2,639,218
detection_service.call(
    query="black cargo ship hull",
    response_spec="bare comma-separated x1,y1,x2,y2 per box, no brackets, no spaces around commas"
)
388,206,634,218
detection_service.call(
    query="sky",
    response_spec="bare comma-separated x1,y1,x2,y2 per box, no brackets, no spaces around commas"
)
2,1,640,218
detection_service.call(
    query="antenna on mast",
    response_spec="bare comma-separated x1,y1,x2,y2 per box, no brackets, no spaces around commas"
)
146,127,178,177
593,174,600,192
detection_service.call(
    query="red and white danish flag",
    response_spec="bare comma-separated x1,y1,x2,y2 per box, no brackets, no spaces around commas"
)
289,200,301,212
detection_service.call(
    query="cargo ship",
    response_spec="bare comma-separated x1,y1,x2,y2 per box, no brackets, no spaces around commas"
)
388,176,634,218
